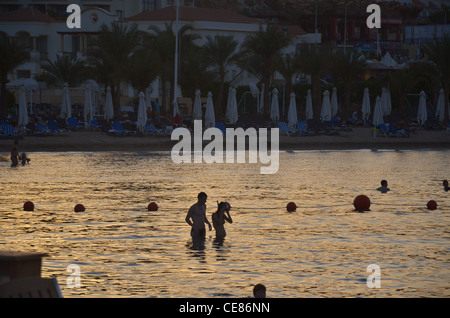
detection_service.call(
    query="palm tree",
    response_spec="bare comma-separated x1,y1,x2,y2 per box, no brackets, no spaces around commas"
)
203,35,240,115
296,44,329,119
88,22,142,119
422,36,450,123
331,51,366,119
388,68,417,118
0,39,29,119
39,54,87,88
241,24,291,115
274,53,301,114
148,23,200,113
127,48,159,94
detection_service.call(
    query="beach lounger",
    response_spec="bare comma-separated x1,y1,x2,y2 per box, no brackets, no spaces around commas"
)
388,123,408,137
108,121,135,136
296,121,308,135
66,117,83,130
0,277,63,298
215,122,226,133
1,123,15,136
144,124,162,135
35,123,52,134
88,118,102,130
47,120,62,133
278,122,296,136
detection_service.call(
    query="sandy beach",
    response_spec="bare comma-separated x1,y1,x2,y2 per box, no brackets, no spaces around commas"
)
1,127,450,153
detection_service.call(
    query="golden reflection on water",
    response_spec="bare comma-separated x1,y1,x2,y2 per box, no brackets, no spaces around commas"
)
0,150,449,297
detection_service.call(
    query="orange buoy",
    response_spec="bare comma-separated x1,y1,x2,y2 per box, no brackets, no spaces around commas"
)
23,201,34,211
353,195,371,212
286,202,297,212
74,204,85,212
147,202,159,211
426,200,437,210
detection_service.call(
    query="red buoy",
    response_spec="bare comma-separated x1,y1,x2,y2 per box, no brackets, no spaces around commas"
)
74,204,85,212
286,202,297,212
147,202,159,211
353,195,371,212
426,200,437,210
23,201,34,211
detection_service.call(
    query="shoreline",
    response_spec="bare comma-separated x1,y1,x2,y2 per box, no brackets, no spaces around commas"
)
1,128,449,152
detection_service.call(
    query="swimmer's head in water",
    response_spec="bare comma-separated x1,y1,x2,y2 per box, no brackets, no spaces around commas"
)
381,180,388,187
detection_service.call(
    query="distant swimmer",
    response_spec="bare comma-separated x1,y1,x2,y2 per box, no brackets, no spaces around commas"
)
444,180,449,192
376,180,390,193
185,192,212,240
212,202,233,240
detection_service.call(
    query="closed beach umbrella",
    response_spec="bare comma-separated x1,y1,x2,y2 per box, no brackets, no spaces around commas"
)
372,96,383,128
204,91,215,128
61,83,72,119
270,88,280,122
18,85,28,128
331,87,338,117
228,88,239,124
435,88,445,121
104,86,114,121
320,90,331,121
193,89,202,120
417,90,427,126
84,84,94,124
173,99,180,117
287,92,297,129
137,91,147,133
305,89,313,120
361,88,371,123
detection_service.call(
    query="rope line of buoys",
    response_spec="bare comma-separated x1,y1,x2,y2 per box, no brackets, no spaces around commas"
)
21,196,444,213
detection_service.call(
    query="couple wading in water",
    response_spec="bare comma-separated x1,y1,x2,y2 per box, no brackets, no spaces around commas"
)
185,192,233,248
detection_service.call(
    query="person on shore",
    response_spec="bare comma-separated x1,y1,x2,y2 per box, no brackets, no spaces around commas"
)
185,192,212,241
10,140,19,167
253,284,266,298
376,180,390,193
212,202,233,241
443,180,449,192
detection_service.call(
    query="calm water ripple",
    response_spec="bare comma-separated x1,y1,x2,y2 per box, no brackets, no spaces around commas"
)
0,150,449,297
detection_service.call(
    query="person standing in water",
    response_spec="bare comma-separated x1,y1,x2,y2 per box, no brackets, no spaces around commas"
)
212,202,233,241
185,192,212,240
10,140,19,167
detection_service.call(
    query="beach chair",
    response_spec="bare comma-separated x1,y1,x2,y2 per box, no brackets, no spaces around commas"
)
376,124,388,138
296,121,308,136
108,121,135,136
35,123,53,135
144,124,162,135
66,117,83,130
47,120,62,133
0,277,63,298
88,118,102,130
278,122,296,136
1,123,15,136
215,122,226,133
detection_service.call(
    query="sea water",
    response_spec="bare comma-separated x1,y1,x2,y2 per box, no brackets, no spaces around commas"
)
0,150,448,297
